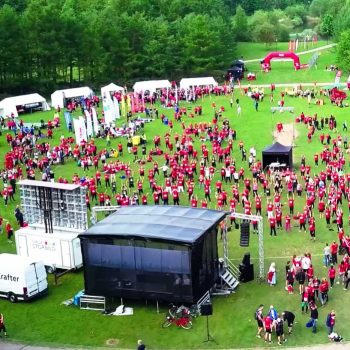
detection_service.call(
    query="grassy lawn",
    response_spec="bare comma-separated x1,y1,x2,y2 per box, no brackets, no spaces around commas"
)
1,54,350,348
236,42,341,85
237,41,329,60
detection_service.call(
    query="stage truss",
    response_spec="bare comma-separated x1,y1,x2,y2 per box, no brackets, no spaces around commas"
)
223,212,264,280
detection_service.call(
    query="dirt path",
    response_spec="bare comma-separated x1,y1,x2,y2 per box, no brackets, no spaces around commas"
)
273,123,298,146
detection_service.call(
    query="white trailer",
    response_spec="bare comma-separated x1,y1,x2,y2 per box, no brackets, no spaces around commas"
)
15,226,83,273
0,253,48,302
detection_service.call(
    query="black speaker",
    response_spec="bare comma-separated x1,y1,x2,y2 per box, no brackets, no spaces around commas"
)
240,222,250,247
242,253,251,266
239,263,254,282
200,302,213,316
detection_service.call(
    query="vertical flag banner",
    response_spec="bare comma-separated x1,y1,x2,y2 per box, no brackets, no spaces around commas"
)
85,110,93,137
335,70,342,84
127,94,131,112
64,111,72,129
121,95,126,117
74,118,86,144
113,96,120,119
91,107,99,134
79,116,87,142
103,94,115,125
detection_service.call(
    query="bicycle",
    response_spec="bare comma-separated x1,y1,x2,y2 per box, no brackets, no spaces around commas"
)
168,303,199,319
162,306,193,329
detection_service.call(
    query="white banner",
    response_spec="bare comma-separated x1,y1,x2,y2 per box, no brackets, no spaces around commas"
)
113,96,120,119
73,118,87,145
79,116,87,142
295,39,299,51
91,107,99,134
84,110,93,137
103,94,115,125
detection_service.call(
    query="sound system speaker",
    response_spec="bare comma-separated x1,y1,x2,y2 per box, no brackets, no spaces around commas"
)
239,263,254,282
200,302,213,316
242,252,251,266
240,222,250,247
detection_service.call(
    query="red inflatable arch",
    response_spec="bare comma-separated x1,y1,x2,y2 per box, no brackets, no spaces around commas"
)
261,52,301,71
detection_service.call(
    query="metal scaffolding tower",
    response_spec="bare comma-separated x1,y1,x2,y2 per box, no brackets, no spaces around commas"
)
225,212,264,280
19,180,88,232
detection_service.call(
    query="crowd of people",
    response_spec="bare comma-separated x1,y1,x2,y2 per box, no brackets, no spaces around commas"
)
0,83,349,343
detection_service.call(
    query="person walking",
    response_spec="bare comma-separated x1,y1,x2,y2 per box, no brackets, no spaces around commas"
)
0,312,7,337
324,243,331,267
309,302,318,333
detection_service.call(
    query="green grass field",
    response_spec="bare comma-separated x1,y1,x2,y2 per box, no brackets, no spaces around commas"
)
0,46,349,349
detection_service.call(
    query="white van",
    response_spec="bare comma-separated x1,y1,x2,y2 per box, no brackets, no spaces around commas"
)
0,253,48,302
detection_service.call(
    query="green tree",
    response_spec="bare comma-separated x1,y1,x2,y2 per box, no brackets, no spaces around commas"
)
336,30,350,72
253,22,276,46
320,14,334,40
232,5,250,41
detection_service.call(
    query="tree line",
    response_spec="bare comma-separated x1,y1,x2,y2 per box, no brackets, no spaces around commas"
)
0,0,349,96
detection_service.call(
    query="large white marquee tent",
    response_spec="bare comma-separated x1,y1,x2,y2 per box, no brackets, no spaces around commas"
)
179,77,218,90
0,93,50,118
133,80,171,94
51,86,94,108
101,83,124,98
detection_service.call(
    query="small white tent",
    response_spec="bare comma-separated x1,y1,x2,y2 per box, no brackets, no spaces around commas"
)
51,86,94,109
0,93,50,118
101,83,124,98
179,77,218,90
133,80,171,94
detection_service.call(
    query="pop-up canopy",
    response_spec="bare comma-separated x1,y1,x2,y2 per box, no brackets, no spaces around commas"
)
51,87,93,108
133,80,171,94
101,83,124,98
180,77,218,89
0,93,50,118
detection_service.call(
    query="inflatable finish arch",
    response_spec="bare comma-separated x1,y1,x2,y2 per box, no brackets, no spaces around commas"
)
261,52,301,71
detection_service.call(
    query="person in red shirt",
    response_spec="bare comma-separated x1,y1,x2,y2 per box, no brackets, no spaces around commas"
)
309,218,316,241
330,241,338,264
288,197,294,215
141,194,148,205
299,213,306,233
285,214,291,232
328,265,336,288
5,222,13,243
319,278,329,305
263,316,273,343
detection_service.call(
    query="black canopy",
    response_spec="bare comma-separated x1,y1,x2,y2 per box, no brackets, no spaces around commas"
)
262,142,293,169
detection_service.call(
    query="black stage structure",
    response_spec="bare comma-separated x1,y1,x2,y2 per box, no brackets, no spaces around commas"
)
262,142,293,169
79,206,226,303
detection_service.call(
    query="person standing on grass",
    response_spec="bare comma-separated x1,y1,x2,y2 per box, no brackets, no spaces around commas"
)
137,339,146,350
324,243,331,267
263,315,273,344
274,314,287,345
255,304,264,338
330,241,338,265
267,263,276,286
319,278,329,305
328,265,336,288
295,267,306,295
282,311,295,334
0,312,7,337
326,311,336,335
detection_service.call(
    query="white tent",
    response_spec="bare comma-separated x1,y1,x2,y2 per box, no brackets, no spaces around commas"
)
101,83,124,98
51,86,94,109
133,80,171,94
180,77,218,90
0,93,50,118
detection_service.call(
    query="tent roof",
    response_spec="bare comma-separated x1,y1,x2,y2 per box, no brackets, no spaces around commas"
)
180,77,218,89
51,87,93,99
80,206,226,244
263,142,292,153
133,80,171,93
101,83,124,94
0,93,46,108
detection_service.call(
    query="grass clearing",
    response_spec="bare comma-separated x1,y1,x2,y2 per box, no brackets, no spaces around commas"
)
0,51,349,348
